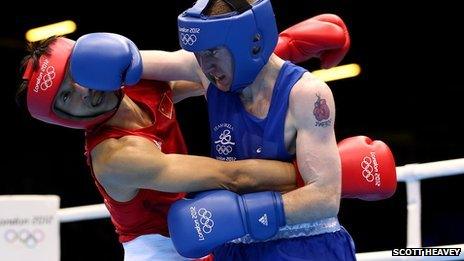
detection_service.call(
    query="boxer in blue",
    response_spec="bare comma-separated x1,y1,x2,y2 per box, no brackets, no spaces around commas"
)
165,1,356,259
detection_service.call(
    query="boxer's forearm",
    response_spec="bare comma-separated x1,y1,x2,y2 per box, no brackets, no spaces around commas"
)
94,137,298,200
93,136,295,194
141,50,200,82
284,75,341,224
92,136,237,193
158,157,297,194
283,136,342,225
284,142,341,224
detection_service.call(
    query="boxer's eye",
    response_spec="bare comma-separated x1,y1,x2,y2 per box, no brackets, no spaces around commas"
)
207,49,218,56
62,91,70,103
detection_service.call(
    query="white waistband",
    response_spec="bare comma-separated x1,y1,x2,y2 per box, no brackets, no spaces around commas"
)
123,234,189,261
231,217,341,244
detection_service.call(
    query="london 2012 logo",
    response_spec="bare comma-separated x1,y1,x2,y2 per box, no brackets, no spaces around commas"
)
215,129,234,156
179,27,200,46
180,33,197,46
189,206,214,241
213,123,236,161
32,58,56,93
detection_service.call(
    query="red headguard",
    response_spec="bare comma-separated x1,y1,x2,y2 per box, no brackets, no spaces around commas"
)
23,37,120,129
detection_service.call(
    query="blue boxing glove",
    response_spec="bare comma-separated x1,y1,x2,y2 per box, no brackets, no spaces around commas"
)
168,190,285,258
70,33,142,91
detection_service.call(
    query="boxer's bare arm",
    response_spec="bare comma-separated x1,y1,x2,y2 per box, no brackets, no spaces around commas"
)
282,74,341,225
91,135,296,202
141,50,199,82
168,80,205,103
141,50,209,102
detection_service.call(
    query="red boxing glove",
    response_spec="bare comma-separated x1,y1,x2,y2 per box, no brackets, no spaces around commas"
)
338,136,397,201
275,14,350,68
294,136,397,201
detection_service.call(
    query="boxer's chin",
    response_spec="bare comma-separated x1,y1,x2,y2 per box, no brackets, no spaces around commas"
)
208,74,231,92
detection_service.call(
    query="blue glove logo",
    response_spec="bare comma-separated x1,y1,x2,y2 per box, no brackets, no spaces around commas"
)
190,206,215,241
198,208,214,234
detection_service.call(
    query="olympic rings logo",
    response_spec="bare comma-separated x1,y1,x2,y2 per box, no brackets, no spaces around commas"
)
4,229,45,248
216,144,233,155
361,156,375,182
198,208,214,234
180,33,197,46
40,66,56,91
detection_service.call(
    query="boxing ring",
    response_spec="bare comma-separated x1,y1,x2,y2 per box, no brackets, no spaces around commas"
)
56,158,464,260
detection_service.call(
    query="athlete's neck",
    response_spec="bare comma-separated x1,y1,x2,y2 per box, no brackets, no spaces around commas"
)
239,54,285,118
105,95,153,129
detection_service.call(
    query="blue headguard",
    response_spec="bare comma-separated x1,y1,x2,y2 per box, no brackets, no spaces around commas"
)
178,0,278,93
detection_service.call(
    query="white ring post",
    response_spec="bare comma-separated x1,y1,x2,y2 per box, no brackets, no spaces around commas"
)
406,180,421,248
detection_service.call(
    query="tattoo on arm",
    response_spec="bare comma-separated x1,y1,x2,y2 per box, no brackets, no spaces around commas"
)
313,94,332,127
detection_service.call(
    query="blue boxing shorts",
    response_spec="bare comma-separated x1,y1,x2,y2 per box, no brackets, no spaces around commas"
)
212,218,356,261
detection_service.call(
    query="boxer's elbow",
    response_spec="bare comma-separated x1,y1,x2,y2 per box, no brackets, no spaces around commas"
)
317,169,342,217
220,162,258,193
229,174,258,194
317,180,341,218
284,184,341,225
323,190,341,217
311,186,341,220
307,183,341,219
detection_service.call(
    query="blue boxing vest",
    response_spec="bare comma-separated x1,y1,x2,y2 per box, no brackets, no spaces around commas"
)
207,61,306,162
207,62,356,260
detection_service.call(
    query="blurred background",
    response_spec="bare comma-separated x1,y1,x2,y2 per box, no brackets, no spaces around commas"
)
1,0,463,260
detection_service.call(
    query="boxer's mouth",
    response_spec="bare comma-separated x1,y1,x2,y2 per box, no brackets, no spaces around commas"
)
90,91,104,107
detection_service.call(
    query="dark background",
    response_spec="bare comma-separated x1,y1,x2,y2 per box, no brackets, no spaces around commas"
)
1,1,463,260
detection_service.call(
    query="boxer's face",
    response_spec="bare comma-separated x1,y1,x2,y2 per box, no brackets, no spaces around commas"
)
195,46,233,92
53,71,119,120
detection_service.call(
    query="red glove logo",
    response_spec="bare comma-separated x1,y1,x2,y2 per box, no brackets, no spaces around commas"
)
361,155,375,183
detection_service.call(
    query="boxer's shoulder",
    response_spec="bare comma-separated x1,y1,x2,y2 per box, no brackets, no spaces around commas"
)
292,72,331,95
90,136,156,177
289,73,333,119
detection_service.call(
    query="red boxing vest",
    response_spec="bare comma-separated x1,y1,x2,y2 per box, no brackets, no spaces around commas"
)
85,80,187,243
